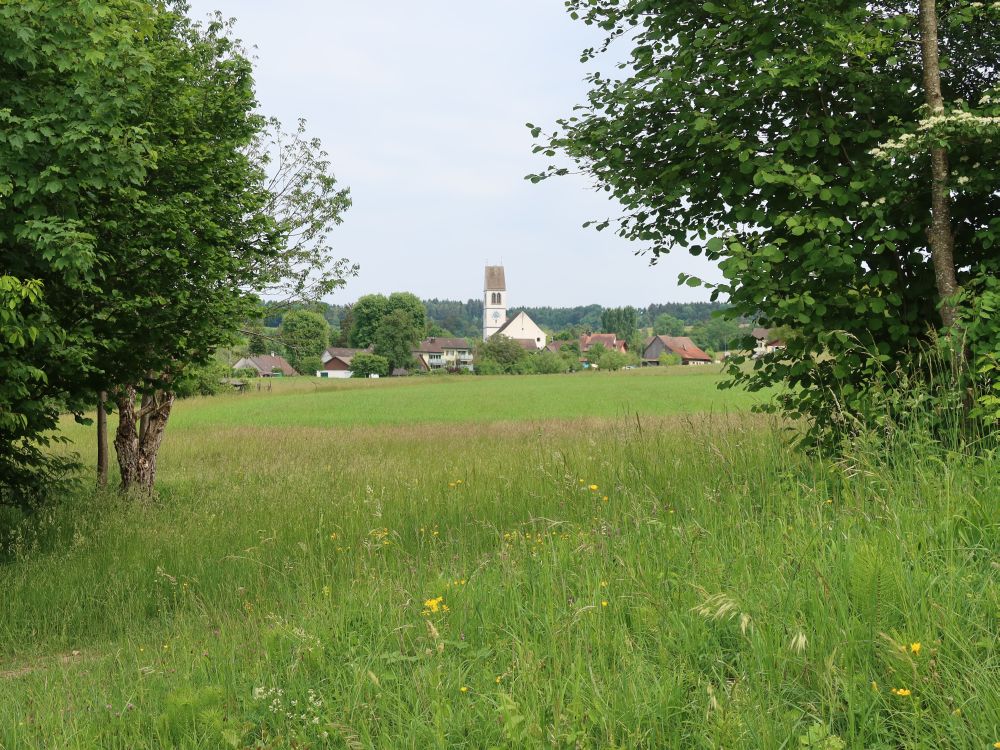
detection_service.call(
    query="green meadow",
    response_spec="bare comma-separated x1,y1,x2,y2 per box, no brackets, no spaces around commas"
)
1,368,997,748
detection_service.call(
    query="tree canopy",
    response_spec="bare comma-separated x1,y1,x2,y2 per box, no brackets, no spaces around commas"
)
531,0,1000,440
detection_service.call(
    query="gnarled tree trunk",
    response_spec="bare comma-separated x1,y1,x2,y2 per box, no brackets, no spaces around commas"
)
114,385,175,495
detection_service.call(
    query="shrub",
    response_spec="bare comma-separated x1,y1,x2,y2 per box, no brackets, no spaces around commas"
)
658,352,681,366
350,353,390,378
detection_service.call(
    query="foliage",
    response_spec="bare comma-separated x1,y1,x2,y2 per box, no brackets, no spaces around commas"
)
386,292,427,333
530,349,568,374
596,350,630,371
689,316,743,353
280,311,329,374
172,360,230,399
0,277,77,507
476,335,527,374
348,295,390,348
653,313,685,336
349,353,390,378
0,0,157,497
531,0,1000,445
601,306,640,350
372,309,422,372
658,352,682,366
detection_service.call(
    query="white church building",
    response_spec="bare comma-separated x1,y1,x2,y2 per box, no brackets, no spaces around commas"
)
483,265,546,350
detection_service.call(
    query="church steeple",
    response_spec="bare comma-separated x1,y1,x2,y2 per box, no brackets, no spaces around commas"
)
483,265,507,340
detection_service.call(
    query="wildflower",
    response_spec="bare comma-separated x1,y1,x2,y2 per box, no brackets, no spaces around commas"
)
952,708,961,716
460,686,468,693
601,600,608,607
871,681,878,692
329,532,337,540
600,581,608,587
992,742,999,749
890,688,912,697
589,484,598,491
602,496,608,502
578,479,585,484
910,642,921,655
423,596,445,614
322,585,331,597
456,479,463,484
448,482,456,488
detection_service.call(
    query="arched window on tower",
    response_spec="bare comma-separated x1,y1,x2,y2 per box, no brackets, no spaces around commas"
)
491,292,500,305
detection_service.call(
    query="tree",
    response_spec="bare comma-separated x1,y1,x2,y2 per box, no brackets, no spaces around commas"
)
350,353,390,378
690,317,743,353
531,1,1000,443
601,306,639,341
280,311,329,374
89,6,352,493
0,0,157,498
386,292,427,333
530,349,567,374
653,314,685,337
476,336,527,374
349,294,389,348
372,309,421,372
597,350,630,371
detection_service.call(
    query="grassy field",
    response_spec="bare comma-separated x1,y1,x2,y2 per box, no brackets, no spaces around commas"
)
1,368,997,748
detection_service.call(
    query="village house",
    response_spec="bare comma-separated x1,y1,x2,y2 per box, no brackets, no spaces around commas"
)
579,332,627,355
232,353,298,377
751,327,785,357
412,337,474,371
641,335,712,365
317,346,370,378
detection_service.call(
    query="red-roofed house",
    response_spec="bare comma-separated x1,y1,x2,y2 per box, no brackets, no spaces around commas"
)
642,335,712,365
232,353,298,377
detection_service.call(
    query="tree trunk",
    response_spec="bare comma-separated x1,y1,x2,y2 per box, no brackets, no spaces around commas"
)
136,390,174,491
97,390,109,488
114,386,141,492
113,386,175,495
918,0,960,328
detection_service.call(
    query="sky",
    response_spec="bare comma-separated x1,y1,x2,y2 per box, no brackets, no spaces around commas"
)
186,0,723,308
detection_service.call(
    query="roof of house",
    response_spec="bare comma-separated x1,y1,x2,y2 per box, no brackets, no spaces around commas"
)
495,311,528,337
750,327,770,340
580,333,627,352
545,340,569,352
513,338,540,350
645,335,712,362
414,337,471,353
484,265,506,291
238,354,297,376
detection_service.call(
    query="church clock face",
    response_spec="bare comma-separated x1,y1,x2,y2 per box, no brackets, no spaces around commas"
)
492,310,501,321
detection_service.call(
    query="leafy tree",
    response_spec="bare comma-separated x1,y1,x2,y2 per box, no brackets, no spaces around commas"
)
597,350,630,371
280,310,330,373
372,309,421,372
658,352,682,366
601,306,639,340
386,292,427,333
530,349,568,374
350,353,390,378
476,335,527,374
349,294,389,348
0,0,157,498
653,314,685,337
585,342,607,364
531,1,1000,443
689,317,743,353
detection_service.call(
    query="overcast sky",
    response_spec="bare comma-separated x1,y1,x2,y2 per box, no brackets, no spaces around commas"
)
186,0,723,307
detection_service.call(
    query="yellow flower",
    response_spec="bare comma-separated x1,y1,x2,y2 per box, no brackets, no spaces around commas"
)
601,600,608,607
460,686,468,693
890,688,912,697
992,742,1000,749
589,484,599,491
870,681,878,691
910,642,921,655
600,581,608,587
329,532,338,540
602,496,609,502
578,479,585,484
495,675,502,684
456,479,463,484
322,585,331,597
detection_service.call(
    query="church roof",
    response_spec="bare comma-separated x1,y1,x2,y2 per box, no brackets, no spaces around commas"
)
494,311,528,336
484,265,506,291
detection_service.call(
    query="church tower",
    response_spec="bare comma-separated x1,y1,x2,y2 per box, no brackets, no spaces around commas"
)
483,265,507,340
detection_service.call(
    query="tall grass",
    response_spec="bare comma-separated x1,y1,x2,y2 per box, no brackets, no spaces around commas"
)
0,374,997,748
